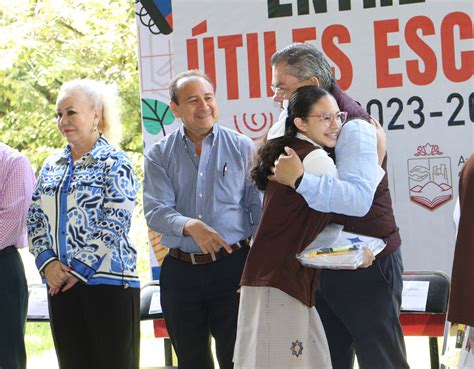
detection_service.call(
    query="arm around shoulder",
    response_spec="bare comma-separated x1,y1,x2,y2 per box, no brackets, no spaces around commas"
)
297,120,379,216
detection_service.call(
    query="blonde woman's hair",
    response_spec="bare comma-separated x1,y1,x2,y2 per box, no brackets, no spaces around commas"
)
56,79,123,146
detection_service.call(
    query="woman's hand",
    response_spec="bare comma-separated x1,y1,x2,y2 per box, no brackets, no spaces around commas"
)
49,287,61,296
44,260,71,290
267,146,304,188
61,275,79,293
49,274,79,296
359,247,376,268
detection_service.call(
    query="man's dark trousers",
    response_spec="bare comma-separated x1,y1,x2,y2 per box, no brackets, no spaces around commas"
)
160,246,249,369
0,246,28,369
316,249,410,369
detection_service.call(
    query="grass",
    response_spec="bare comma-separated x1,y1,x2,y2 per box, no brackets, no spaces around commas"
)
24,323,55,357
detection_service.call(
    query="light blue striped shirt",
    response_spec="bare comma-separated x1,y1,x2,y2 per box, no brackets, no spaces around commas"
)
144,124,262,253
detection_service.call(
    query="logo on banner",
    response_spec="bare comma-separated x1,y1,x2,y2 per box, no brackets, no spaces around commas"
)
233,112,274,141
408,143,453,211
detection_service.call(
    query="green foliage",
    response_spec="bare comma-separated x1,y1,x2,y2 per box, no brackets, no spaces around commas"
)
22,146,60,175
1,4,156,364
0,0,142,153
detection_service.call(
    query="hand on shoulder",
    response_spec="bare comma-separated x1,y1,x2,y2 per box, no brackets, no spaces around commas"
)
267,146,304,188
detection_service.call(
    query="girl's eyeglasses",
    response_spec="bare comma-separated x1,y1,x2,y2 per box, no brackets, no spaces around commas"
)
305,111,348,125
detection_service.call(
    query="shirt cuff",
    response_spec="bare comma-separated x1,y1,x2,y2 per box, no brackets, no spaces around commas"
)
173,215,191,236
35,249,58,273
70,258,96,283
296,173,313,196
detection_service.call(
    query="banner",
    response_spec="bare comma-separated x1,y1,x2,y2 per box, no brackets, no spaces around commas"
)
135,0,474,278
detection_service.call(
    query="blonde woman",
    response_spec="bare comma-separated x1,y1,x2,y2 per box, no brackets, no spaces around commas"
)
28,79,140,369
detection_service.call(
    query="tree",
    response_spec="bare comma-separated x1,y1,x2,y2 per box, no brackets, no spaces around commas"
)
0,0,142,169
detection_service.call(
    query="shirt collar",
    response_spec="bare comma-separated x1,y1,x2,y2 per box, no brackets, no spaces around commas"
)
267,109,287,140
179,124,218,145
89,136,110,159
267,112,322,148
57,135,110,163
295,132,322,148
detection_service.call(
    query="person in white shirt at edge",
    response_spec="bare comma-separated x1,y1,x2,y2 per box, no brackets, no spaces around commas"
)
267,43,409,369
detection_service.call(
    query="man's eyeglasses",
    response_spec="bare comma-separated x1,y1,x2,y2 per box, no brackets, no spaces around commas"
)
306,111,348,125
270,85,288,97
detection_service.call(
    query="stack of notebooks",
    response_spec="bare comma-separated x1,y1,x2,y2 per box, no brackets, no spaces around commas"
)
297,224,386,270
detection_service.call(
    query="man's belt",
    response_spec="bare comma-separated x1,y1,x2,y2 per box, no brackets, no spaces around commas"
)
169,238,250,265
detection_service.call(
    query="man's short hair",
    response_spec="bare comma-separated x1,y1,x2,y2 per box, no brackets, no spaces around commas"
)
271,43,336,91
168,70,215,105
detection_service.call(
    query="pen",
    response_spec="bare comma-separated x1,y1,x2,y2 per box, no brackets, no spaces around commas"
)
222,162,227,177
309,250,354,258
316,245,359,255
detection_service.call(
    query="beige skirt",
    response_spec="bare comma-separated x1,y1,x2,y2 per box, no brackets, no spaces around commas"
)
233,286,332,369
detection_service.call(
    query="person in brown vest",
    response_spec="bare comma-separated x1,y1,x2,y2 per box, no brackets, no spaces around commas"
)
267,43,410,369
234,85,375,369
448,155,474,348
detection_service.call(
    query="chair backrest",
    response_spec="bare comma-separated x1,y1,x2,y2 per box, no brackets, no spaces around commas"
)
140,280,164,321
402,271,450,314
400,272,451,369
27,284,50,322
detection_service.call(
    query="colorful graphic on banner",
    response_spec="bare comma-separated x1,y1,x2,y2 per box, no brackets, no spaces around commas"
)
136,0,474,277
233,111,275,140
136,0,173,35
148,228,168,280
141,98,175,135
136,0,180,278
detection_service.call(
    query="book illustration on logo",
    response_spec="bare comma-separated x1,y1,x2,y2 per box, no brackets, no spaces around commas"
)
136,0,173,35
408,144,453,211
